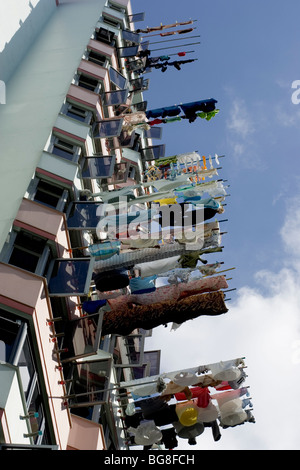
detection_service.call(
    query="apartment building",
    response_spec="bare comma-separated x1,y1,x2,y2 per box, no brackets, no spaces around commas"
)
0,0,162,450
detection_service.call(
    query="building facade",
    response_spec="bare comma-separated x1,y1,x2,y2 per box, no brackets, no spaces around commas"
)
0,0,162,450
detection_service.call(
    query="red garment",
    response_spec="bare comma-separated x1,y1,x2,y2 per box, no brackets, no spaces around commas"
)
214,381,232,391
175,387,211,408
178,52,186,57
149,118,164,126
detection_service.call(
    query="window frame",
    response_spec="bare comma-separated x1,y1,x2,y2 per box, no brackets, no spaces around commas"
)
26,176,70,212
0,229,53,277
49,136,82,164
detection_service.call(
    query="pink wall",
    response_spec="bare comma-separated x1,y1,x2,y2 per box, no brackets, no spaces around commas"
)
14,198,70,258
67,414,106,450
67,84,102,119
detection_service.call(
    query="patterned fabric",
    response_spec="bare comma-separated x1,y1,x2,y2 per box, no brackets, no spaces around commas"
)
102,291,228,336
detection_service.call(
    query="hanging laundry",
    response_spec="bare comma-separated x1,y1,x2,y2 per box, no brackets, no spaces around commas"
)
175,400,199,427
136,20,194,34
175,387,211,407
134,256,181,278
82,299,107,314
88,240,121,259
146,106,181,119
108,275,228,309
160,27,195,37
127,421,162,446
196,401,219,422
210,387,249,409
129,275,157,294
180,99,218,123
173,421,205,440
161,428,178,449
100,291,228,336
218,398,248,427
93,268,129,292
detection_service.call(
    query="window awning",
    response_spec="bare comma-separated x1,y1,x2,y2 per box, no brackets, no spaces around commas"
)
47,258,95,296
81,155,116,179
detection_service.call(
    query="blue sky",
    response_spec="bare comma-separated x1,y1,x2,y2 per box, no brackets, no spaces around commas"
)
133,0,300,450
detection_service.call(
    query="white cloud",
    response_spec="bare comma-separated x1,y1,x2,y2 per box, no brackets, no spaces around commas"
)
227,100,255,138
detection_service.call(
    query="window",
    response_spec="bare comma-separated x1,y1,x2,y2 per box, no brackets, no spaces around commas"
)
27,177,70,211
78,74,100,92
51,137,81,163
118,45,139,58
108,66,127,89
122,30,140,45
107,162,129,184
0,309,52,445
128,165,136,179
65,103,92,124
144,126,163,140
102,15,121,28
94,27,115,45
142,144,166,161
47,258,94,296
81,155,116,179
127,12,145,23
66,202,103,230
88,50,108,67
93,118,123,138
103,89,129,106
0,230,54,276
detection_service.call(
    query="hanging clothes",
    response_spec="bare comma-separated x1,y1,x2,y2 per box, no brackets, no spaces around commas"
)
173,421,205,440
88,240,121,259
101,291,228,336
210,387,249,409
108,276,228,309
127,421,162,446
136,20,194,34
180,99,218,123
93,269,129,292
161,428,178,449
134,256,181,278
175,387,211,407
146,106,181,119
129,275,157,294
82,299,107,314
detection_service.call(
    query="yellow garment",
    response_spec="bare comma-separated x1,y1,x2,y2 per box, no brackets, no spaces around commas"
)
154,197,177,206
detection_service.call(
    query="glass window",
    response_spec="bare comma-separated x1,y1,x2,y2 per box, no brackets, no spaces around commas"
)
144,127,163,140
95,27,115,45
81,156,116,179
107,162,129,184
127,12,145,22
108,66,127,89
78,75,99,92
59,313,104,363
88,50,107,67
142,144,166,161
0,313,21,362
118,45,139,58
47,258,94,296
66,105,90,123
52,139,78,162
94,118,123,138
9,232,47,273
103,89,129,106
34,180,66,209
122,30,140,44
67,357,112,409
67,201,103,230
